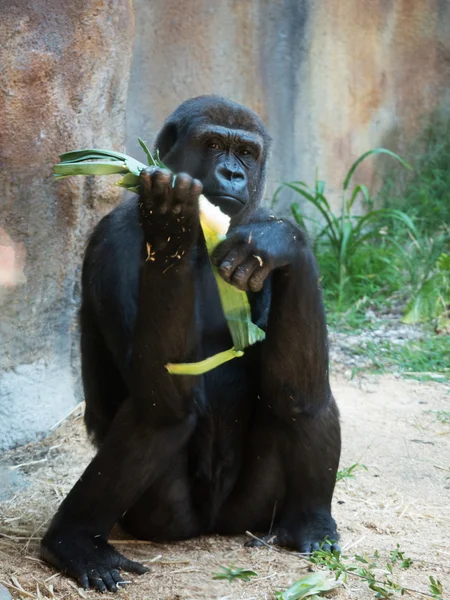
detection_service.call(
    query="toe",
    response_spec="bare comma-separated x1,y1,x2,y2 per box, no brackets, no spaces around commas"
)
119,555,149,575
98,568,118,593
78,572,89,590
88,569,107,593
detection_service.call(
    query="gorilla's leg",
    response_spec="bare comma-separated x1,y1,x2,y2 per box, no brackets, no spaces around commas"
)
218,243,341,552
120,451,200,541
80,305,129,446
41,169,204,591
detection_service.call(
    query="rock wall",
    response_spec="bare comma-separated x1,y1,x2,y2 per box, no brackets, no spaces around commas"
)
0,0,134,450
1,0,449,449
127,0,450,210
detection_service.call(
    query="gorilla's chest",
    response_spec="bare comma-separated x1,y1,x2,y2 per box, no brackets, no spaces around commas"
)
190,257,260,524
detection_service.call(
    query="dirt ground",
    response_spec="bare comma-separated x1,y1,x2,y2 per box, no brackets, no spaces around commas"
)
0,372,449,600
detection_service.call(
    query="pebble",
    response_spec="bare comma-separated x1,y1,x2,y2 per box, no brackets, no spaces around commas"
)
328,313,425,373
0,584,12,600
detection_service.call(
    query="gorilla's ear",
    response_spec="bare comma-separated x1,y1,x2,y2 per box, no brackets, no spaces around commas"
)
154,121,178,160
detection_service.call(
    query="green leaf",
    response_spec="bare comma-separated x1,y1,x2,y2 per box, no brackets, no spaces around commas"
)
124,157,146,176
352,208,418,239
53,161,128,176
291,202,307,229
336,463,368,481
212,265,265,350
343,148,413,191
437,253,450,272
58,148,133,163
347,183,371,212
212,566,258,582
166,347,244,375
115,172,141,190
276,571,340,600
281,183,339,247
138,137,161,167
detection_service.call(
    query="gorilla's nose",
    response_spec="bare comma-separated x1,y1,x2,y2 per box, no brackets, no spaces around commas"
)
216,164,246,190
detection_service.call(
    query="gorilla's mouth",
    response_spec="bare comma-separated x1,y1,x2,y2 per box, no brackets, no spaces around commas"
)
205,194,245,214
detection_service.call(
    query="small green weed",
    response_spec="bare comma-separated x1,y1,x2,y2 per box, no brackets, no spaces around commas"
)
310,544,443,599
429,575,444,599
212,565,258,582
389,544,413,569
428,410,450,424
336,463,368,482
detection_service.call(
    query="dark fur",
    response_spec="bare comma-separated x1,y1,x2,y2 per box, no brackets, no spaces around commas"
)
41,95,341,593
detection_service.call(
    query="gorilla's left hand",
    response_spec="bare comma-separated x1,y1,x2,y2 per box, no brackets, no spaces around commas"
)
212,220,305,292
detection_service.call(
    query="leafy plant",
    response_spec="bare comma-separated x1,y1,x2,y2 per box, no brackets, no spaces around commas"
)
428,410,450,424
380,117,450,237
212,565,258,582
310,545,439,599
389,544,413,569
429,576,444,599
336,463,368,482
273,148,416,310
275,571,340,600
403,253,450,329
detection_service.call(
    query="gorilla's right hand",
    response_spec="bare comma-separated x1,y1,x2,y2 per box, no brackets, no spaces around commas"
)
139,167,203,261
41,528,148,593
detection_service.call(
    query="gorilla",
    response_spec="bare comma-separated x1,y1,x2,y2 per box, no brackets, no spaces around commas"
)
41,96,341,592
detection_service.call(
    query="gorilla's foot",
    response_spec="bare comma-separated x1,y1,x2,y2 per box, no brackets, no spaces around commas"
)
245,510,340,554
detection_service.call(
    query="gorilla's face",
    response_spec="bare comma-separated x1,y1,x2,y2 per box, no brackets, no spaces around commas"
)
154,96,271,218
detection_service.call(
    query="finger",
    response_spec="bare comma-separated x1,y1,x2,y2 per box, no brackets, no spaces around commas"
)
321,543,331,553
190,177,203,199
173,172,192,195
216,247,249,282
331,543,341,554
172,174,202,213
211,235,246,265
230,257,261,291
78,572,89,590
88,569,107,593
244,538,263,548
140,166,158,188
97,568,119,593
111,568,125,584
151,169,172,213
298,541,313,555
311,541,321,552
119,555,149,575
248,264,271,292
217,248,244,282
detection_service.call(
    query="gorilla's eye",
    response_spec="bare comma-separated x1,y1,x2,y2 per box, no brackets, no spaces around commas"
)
239,146,252,157
207,141,221,150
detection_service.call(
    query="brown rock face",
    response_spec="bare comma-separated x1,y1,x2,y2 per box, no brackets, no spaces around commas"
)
127,0,450,211
0,0,134,449
1,0,449,450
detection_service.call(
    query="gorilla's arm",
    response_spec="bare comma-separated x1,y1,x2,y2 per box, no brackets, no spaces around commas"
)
41,169,203,591
213,215,341,551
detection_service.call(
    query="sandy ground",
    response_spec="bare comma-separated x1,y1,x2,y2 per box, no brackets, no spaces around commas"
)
0,372,449,600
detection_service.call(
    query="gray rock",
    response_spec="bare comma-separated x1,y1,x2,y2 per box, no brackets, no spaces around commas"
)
0,0,134,450
0,583,13,600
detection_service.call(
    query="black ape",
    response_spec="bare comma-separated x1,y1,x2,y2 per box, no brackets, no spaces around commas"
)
41,96,341,592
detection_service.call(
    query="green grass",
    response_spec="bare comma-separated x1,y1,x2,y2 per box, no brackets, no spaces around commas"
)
350,336,450,381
